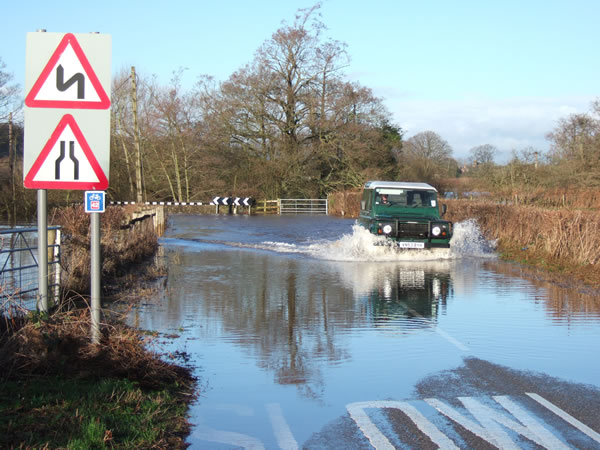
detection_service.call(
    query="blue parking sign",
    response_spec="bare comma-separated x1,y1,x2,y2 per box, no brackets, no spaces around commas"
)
85,191,105,213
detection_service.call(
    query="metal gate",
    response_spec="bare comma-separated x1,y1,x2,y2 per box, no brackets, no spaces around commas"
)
279,199,328,215
1,226,61,312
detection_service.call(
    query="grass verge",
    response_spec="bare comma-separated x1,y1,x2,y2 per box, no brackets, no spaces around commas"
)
1,205,198,447
0,306,196,449
0,375,190,448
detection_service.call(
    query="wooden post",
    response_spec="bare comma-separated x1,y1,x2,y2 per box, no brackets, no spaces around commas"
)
131,66,143,204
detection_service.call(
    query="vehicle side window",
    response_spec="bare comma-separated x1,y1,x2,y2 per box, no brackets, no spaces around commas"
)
361,189,372,211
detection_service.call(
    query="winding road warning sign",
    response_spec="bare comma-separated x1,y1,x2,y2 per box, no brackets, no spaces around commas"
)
25,33,110,109
24,114,108,190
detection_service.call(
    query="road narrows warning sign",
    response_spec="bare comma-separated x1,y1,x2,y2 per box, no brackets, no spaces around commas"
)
24,114,108,190
25,33,110,110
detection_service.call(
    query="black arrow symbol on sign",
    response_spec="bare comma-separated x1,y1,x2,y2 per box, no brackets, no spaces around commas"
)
55,141,79,180
56,65,85,99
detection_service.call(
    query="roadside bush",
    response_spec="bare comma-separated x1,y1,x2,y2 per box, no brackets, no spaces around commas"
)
51,205,159,296
445,199,600,286
327,190,361,217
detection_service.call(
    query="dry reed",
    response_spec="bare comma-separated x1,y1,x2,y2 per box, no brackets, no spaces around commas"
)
0,306,195,390
51,205,159,296
445,199,600,286
327,190,362,217
445,200,600,266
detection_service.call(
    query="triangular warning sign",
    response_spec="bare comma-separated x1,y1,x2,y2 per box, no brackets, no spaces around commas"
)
25,33,110,109
24,114,109,190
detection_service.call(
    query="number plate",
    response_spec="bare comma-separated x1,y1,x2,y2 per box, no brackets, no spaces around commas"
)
398,242,425,249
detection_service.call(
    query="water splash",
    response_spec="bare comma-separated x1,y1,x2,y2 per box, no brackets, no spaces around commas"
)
449,219,497,258
256,220,496,262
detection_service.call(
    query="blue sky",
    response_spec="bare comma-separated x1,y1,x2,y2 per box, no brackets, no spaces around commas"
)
3,0,599,162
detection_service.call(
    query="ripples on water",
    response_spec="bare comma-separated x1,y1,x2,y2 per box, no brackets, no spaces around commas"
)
129,214,600,447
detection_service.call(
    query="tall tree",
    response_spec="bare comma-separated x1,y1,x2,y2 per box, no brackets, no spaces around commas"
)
400,131,455,183
469,144,497,166
195,4,400,197
148,70,201,202
547,112,599,170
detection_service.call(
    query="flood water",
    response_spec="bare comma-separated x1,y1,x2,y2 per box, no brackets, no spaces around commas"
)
125,215,600,448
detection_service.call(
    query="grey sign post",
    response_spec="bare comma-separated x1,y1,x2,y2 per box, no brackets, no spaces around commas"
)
24,31,111,342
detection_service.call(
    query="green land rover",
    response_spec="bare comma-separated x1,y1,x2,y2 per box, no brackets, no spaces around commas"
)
358,181,452,249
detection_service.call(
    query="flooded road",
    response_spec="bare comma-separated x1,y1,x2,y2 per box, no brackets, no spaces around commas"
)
125,215,600,449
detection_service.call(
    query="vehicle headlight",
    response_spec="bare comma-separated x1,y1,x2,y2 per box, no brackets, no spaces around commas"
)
431,225,441,236
382,224,393,234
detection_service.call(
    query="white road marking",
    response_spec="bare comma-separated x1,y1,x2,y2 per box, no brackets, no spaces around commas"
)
196,394,598,449
347,401,394,450
527,392,600,444
426,397,517,449
266,403,299,450
493,395,569,449
400,302,470,352
434,326,470,352
427,396,570,449
193,425,265,449
347,400,459,450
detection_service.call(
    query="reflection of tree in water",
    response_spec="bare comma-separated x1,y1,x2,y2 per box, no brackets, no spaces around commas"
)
162,250,460,398
165,251,355,399
482,260,600,320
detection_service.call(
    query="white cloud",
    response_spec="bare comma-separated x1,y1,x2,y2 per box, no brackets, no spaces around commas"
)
380,95,594,163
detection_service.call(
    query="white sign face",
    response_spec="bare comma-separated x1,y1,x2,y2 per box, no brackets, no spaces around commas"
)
24,32,111,190
24,114,108,190
25,33,110,109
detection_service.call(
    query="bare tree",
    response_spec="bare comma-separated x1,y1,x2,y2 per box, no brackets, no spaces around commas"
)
404,131,452,160
146,69,205,202
400,131,455,182
194,4,398,197
469,144,497,166
104,5,404,201
0,57,21,122
547,112,599,169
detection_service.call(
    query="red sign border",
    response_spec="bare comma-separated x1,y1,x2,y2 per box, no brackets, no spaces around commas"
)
25,33,111,110
24,114,109,190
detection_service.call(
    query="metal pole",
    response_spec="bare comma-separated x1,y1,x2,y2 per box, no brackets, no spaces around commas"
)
37,189,48,312
8,112,16,226
91,212,101,343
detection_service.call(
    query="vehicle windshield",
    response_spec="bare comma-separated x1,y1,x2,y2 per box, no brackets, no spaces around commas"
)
375,188,437,208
